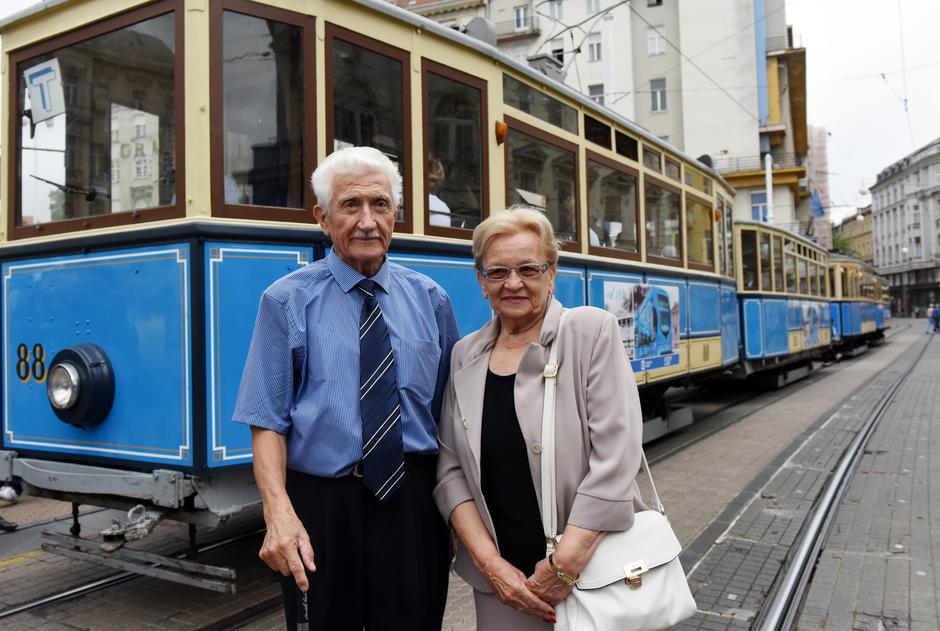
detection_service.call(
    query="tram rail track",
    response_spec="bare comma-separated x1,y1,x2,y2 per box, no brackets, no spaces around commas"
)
756,331,932,630
0,527,265,622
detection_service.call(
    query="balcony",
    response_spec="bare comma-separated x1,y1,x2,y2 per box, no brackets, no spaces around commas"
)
713,153,803,174
494,15,540,40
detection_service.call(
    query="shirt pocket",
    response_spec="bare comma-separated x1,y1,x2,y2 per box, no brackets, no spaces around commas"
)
394,337,441,405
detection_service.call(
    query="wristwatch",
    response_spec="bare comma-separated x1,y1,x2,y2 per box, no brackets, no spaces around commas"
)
548,553,579,586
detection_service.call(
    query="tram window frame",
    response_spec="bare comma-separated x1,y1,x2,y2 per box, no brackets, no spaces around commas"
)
797,257,808,295
772,235,784,292
503,115,581,252
210,0,316,222
7,0,185,239
664,157,681,182
685,192,715,272
644,175,683,267
421,59,489,239
615,131,639,161
740,229,758,291
642,146,662,172
583,114,612,149
325,24,412,233
809,262,819,296
758,231,772,291
586,150,640,261
785,254,796,293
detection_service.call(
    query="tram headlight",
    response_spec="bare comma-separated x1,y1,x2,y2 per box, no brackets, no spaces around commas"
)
46,344,114,428
47,362,80,410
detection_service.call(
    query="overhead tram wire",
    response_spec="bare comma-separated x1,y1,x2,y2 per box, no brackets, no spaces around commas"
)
625,5,761,124
895,0,916,151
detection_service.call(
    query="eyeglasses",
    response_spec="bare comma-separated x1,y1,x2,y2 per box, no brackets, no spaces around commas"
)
479,262,551,282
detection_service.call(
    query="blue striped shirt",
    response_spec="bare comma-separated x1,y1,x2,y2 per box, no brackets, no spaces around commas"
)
233,251,459,477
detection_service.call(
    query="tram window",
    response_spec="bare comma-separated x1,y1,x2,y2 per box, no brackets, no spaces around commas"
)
584,115,611,149
841,267,849,298
759,232,771,291
798,258,808,294
785,255,796,292
587,156,638,256
643,147,662,172
809,263,819,295
829,267,837,299
329,30,409,225
740,230,758,290
716,196,726,275
685,169,712,195
14,10,177,230
615,131,638,161
502,74,578,134
724,200,734,276
222,10,304,209
424,62,486,233
505,119,579,246
645,179,681,263
686,195,714,269
664,158,680,181
773,236,784,292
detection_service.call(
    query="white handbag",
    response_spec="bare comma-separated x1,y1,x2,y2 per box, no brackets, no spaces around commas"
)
540,311,698,631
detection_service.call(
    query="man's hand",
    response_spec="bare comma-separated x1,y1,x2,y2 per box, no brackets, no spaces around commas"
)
260,508,316,591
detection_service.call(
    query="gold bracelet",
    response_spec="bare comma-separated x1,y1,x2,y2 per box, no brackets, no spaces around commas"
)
548,553,579,586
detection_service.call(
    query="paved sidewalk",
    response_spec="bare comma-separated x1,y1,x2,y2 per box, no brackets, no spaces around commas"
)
796,336,939,630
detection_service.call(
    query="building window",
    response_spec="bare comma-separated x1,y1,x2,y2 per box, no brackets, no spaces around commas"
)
587,0,600,12
514,5,530,31
134,157,150,179
750,191,768,222
549,0,563,20
647,27,665,55
650,78,666,111
111,160,120,184
588,83,604,105
134,113,147,138
588,35,601,62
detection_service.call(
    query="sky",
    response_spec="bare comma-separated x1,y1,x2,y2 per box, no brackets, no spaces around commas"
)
786,0,940,224
1,0,938,226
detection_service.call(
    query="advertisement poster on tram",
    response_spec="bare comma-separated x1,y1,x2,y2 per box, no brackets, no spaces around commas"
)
604,281,680,372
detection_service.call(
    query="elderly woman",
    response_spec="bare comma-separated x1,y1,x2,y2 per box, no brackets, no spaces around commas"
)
434,206,644,628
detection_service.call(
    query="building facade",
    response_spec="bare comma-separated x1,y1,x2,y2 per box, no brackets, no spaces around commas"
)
833,205,872,264
871,136,940,315
806,125,832,249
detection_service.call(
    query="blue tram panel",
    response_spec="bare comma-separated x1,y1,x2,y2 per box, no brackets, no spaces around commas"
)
720,284,740,365
205,243,313,468
3,244,193,466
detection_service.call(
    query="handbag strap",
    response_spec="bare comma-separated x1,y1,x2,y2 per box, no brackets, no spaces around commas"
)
539,311,665,550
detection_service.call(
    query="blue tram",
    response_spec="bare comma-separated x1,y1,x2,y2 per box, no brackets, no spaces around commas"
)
827,255,889,354
0,0,881,587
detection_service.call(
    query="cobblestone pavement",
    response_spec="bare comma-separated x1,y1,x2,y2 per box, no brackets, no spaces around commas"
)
675,329,926,630
795,335,939,631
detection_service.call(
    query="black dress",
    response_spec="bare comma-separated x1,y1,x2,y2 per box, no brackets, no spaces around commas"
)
480,370,545,576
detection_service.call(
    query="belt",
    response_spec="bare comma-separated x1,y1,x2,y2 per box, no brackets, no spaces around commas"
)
351,453,429,478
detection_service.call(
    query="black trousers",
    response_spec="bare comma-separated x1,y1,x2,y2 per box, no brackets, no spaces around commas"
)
280,457,450,630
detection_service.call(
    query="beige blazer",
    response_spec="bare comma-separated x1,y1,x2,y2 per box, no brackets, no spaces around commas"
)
434,298,645,592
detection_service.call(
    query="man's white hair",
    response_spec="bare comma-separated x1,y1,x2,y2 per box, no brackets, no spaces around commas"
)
310,146,403,213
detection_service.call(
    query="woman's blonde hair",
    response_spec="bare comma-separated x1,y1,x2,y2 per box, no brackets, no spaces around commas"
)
472,205,560,268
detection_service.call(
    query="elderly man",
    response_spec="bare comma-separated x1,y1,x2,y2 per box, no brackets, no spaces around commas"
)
233,146,459,630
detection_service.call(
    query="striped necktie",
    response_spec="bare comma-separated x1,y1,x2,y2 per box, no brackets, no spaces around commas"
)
357,279,405,501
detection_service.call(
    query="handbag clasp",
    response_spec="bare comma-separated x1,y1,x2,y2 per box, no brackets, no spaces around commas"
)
624,560,649,589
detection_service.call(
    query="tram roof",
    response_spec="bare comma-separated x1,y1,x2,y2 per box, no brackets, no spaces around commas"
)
1,0,733,194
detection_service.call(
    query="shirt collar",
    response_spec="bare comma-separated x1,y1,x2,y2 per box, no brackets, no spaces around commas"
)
326,250,392,294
